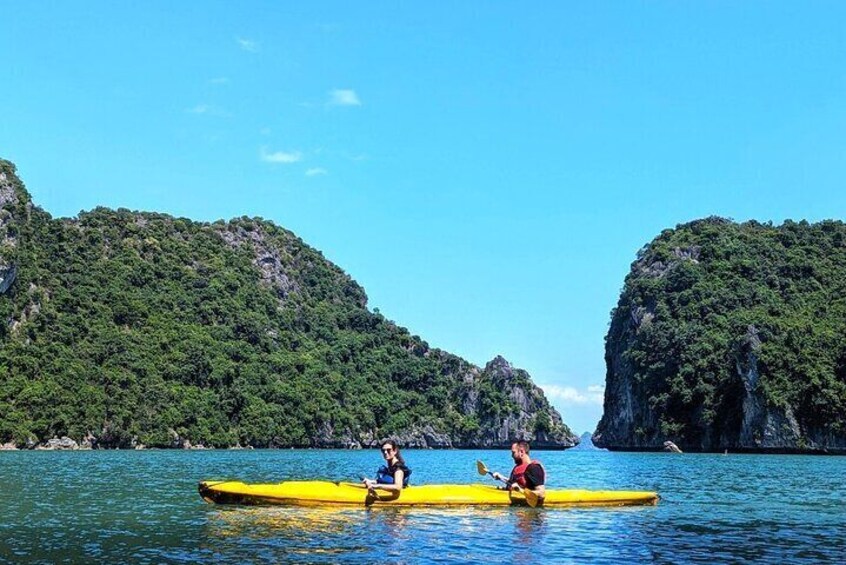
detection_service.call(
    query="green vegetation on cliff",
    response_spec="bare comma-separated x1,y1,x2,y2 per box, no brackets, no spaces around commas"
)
0,160,574,448
597,217,846,451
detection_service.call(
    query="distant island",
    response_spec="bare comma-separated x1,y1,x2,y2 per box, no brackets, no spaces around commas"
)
0,159,577,450
570,432,606,451
595,217,846,454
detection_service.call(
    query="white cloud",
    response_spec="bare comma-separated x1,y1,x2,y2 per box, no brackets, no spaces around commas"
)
188,104,211,114
306,167,327,176
260,147,302,164
209,77,229,85
237,38,259,52
329,89,361,106
540,384,605,405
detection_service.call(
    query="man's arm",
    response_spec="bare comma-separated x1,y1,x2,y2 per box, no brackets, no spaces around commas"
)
491,471,515,490
525,464,546,497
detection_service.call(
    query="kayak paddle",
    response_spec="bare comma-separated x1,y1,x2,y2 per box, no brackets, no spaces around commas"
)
476,460,503,482
476,460,539,508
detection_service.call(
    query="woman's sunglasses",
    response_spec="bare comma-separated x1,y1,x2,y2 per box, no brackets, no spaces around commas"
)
381,447,393,454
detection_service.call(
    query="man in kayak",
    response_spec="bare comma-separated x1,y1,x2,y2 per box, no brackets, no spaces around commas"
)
492,440,546,500
362,439,411,492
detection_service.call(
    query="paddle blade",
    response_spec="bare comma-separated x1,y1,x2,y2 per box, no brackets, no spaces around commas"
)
476,460,488,476
523,488,540,508
513,484,540,508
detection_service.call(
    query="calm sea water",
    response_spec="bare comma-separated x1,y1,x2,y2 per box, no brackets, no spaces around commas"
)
1,449,843,564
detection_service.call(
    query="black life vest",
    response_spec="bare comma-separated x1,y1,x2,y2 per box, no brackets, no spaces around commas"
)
376,462,411,486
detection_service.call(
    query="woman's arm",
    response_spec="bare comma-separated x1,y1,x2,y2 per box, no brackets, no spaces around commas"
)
362,469,404,492
376,469,404,492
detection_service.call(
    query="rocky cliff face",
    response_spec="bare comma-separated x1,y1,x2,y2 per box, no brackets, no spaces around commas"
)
734,325,846,452
0,159,575,450
295,355,578,449
455,356,577,449
595,217,846,453
0,165,23,296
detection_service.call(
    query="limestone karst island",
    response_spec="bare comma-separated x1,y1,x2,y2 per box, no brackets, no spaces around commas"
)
1,160,845,454
0,159,575,451
596,218,846,454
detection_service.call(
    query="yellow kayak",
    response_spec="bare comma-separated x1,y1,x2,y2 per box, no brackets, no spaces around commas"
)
198,480,658,508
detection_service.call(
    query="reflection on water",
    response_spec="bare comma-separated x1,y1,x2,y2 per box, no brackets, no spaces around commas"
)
202,505,546,563
1,450,844,563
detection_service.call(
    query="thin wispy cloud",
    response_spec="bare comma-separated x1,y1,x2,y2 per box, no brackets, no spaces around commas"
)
342,152,368,162
260,147,302,164
540,384,605,406
209,77,229,85
305,168,327,177
237,37,259,52
329,89,361,106
186,104,230,117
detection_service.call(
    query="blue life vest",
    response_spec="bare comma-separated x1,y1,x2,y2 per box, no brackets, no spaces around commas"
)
376,462,411,486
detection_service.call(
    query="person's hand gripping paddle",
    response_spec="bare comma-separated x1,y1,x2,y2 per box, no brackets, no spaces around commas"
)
476,460,539,507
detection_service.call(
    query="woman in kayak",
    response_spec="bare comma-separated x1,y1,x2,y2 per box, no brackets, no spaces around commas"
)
362,440,411,492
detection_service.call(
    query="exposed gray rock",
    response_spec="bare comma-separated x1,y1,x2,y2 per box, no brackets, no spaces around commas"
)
215,223,300,302
0,164,21,248
168,429,187,449
594,300,661,450
388,425,454,449
0,264,16,294
38,437,79,450
663,440,683,453
0,171,19,209
734,325,845,452
79,433,97,450
454,356,578,449
632,246,701,278
0,441,17,450
311,421,363,449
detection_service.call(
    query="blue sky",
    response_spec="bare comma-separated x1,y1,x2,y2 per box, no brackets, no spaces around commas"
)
3,2,846,433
